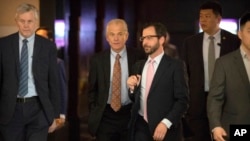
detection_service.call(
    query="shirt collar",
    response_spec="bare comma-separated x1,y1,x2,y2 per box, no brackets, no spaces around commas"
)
19,33,35,42
110,46,127,58
240,45,249,60
204,29,221,41
147,52,164,64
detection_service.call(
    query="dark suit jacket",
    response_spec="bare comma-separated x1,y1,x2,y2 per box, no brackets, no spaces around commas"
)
129,54,189,141
180,29,240,119
0,32,60,125
87,47,145,135
57,58,67,115
207,49,250,138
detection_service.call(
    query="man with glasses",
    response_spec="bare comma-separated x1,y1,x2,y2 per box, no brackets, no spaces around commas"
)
127,22,188,141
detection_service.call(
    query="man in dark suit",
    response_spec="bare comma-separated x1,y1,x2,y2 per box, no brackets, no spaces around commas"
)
0,3,60,141
87,19,145,141
207,12,250,141
127,22,188,141
180,1,240,141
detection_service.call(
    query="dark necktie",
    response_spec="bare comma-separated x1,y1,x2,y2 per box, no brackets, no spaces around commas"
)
208,36,215,84
18,39,28,97
111,54,121,112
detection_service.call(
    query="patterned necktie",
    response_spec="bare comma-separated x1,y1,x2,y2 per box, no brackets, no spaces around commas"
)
111,54,121,112
144,59,155,122
18,39,28,97
208,36,215,84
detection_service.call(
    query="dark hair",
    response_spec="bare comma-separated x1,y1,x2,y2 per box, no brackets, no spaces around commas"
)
141,22,167,38
200,1,222,16
239,12,250,29
36,26,53,39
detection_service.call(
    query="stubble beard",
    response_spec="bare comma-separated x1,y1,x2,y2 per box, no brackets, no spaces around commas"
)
144,42,160,55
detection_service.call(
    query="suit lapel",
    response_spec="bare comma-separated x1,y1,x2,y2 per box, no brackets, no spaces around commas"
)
233,50,250,93
197,33,204,70
32,36,42,72
220,30,229,56
148,55,170,97
103,50,111,88
127,48,135,75
11,33,20,79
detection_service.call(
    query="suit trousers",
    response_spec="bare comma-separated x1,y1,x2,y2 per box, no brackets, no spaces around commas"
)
134,115,154,141
184,92,212,141
0,97,49,141
96,104,131,141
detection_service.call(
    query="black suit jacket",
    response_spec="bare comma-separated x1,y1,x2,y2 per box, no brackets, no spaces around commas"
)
87,47,145,135
0,32,60,125
180,29,240,119
129,54,189,141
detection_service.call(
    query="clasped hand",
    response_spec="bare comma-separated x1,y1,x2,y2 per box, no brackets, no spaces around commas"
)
127,75,141,91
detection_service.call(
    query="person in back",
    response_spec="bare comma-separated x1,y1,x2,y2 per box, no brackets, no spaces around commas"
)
36,27,68,141
180,1,240,141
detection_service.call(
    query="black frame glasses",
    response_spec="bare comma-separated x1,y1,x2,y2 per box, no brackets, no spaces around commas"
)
139,35,159,41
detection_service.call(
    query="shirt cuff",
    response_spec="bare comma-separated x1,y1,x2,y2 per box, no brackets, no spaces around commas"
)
161,118,172,129
60,114,66,119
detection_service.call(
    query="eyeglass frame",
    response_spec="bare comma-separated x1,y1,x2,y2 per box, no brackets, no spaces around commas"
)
139,35,160,42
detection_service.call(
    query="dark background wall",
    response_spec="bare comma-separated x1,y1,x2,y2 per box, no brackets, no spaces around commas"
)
40,0,250,55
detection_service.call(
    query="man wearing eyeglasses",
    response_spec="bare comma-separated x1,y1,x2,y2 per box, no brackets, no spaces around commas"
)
127,22,188,141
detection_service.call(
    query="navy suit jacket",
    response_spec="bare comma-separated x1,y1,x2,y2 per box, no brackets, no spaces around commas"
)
57,58,67,115
0,32,60,125
129,54,189,141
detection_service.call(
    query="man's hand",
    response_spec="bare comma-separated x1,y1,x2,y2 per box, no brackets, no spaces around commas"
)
48,117,66,133
55,117,66,130
153,122,168,141
48,119,57,133
127,75,141,91
212,127,227,141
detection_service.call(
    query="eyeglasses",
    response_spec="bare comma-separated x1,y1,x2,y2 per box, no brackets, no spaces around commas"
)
139,35,159,41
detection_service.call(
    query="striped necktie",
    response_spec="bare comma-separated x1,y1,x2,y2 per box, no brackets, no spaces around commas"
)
18,39,29,97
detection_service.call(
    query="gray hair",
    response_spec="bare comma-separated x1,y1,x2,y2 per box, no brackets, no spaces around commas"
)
106,19,128,34
15,3,39,20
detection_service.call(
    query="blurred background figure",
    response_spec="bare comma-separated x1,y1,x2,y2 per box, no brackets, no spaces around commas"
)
164,32,179,59
36,27,68,141
36,27,53,41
